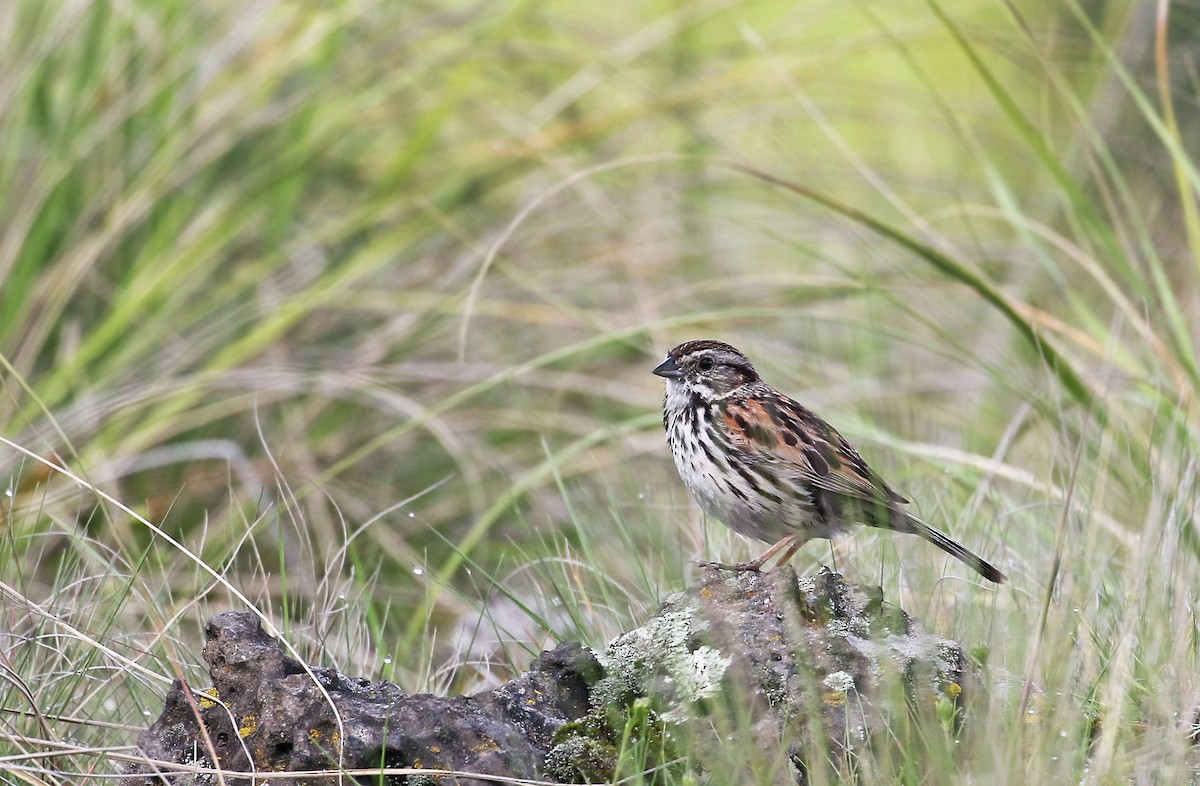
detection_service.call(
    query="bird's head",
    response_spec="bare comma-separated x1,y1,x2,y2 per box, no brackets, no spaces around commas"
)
653,340,761,401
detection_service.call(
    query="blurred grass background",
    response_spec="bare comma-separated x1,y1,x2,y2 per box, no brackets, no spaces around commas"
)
2,0,1199,781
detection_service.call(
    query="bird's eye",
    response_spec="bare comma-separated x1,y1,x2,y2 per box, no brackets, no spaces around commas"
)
697,356,715,371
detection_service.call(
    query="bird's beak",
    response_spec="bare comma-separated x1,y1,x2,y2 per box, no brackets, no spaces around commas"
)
652,356,683,379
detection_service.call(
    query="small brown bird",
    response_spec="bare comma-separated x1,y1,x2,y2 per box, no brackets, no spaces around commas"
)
653,339,1005,583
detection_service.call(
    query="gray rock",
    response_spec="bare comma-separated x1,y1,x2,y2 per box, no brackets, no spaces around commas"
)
123,611,602,785
125,568,983,784
550,566,978,783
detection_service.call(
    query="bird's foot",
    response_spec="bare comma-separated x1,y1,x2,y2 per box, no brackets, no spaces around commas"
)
695,534,802,574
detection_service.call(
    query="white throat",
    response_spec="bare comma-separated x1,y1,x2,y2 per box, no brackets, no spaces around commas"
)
664,377,744,409
663,378,693,412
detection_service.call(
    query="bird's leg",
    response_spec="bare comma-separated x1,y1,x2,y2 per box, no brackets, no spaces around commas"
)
698,534,801,573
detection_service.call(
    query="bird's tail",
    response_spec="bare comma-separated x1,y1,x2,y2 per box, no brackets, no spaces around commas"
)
898,512,1006,584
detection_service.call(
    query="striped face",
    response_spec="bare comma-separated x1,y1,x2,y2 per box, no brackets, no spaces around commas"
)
653,339,759,403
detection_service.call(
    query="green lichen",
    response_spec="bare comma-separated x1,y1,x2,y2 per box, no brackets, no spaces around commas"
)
545,721,618,783
546,698,681,784
593,602,731,721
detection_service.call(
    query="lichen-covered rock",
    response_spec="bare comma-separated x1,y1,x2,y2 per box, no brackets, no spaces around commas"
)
125,569,986,785
550,566,980,783
123,612,602,785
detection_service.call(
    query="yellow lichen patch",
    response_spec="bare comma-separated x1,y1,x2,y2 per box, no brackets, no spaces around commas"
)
198,689,219,709
429,745,440,754
472,737,501,754
239,715,258,738
699,587,713,600
308,729,322,744
822,691,846,707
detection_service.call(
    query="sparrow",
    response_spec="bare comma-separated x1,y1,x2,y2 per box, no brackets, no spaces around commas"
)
653,339,1005,583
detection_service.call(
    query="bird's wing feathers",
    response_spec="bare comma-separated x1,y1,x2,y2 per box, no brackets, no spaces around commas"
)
721,396,907,512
